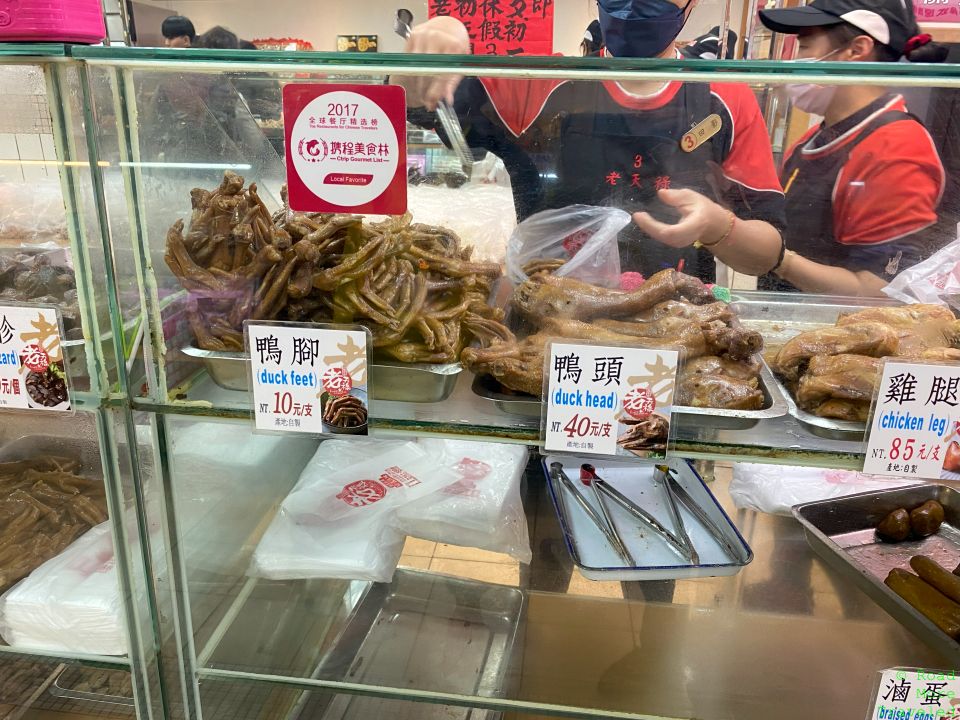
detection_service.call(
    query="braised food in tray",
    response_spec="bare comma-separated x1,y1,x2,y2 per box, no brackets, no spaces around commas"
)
165,172,503,364
463,268,766,410
769,304,960,422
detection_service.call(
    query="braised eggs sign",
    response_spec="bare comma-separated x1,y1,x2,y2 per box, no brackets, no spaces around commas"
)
283,84,407,215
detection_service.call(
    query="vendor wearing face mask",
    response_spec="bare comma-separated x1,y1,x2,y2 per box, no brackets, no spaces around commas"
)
758,0,948,296
400,0,785,284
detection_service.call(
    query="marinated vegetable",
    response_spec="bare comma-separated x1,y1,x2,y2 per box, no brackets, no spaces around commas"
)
885,568,960,640
876,507,911,542
910,555,960,604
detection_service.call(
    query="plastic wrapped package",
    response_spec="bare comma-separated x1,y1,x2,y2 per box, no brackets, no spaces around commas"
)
729,463,915,516
251,440,459,582
0,180,69,246
883,231,960,309
0,523,126,655
167,422,319,574
393,439,531,563
505,205,631,288
406,181,518,263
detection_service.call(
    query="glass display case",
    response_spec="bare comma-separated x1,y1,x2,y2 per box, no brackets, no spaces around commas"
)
16,44,960,719
0,46,164,720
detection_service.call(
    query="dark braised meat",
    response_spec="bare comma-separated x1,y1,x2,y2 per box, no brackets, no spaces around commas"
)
322,394,367,428
617,415,669,453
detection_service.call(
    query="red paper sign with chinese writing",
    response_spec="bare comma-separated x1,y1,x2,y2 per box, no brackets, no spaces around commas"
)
428,0,554,55
283,84,407,215
914,0,960,23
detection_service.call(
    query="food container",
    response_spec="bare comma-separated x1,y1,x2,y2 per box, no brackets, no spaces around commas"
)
794,484,960,664
49,666,134,708
0,0,106,43
542,455,753,581
472,358,787,430
733,292,900,439
320,389,369,435
180,346,461,403
0,434,101,474
300,568,523,720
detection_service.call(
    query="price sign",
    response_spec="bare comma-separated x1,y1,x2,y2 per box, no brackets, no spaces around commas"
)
870,668,960,719
864,361,960,479
246,322,370,436
0,304,70,413
283,84,406,215
543,341,678,459
914,0,960,24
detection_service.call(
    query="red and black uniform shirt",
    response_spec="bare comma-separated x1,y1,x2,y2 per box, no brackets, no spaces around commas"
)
423,58,785,282
760,94,946,291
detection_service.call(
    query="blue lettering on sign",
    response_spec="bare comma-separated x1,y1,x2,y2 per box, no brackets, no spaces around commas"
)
0,351,16,365
553,388,583,406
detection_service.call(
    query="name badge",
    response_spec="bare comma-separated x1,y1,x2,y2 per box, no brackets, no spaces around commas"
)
681,114,722,153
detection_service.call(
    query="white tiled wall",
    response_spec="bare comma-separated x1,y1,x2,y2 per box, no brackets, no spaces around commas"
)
0,66,57,184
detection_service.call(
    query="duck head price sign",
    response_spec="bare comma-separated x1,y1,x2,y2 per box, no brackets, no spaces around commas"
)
283,84,407,215
543,341,678,459
0,304,70,413
246,321,370,436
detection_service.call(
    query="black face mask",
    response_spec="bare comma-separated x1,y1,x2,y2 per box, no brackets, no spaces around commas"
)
598,0,693,58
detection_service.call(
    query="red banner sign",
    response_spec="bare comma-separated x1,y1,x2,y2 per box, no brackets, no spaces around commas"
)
914,0,960,23
428,0,554,56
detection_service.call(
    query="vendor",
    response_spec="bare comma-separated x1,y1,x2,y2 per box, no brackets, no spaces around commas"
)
400,0,786,283
758,0,948,295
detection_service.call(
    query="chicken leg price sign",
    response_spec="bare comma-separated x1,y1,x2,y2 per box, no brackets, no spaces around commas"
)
543,341,678,459
283,84,407,215
246,322,370,436
863,361,960,480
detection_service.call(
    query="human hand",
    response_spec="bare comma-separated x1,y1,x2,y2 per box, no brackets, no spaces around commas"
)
402,17,471,110
632,188,730,248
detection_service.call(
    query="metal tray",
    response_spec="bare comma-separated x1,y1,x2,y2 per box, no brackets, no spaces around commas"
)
304,568,523,720
543,455,753,581
48,666,134,708
732,291,901,440
181,346,461,403
472,358,787,430
0,434,102,478
794,484,960,664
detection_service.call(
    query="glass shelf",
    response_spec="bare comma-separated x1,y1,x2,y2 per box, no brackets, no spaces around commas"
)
174,465,945,720
0,43,67,59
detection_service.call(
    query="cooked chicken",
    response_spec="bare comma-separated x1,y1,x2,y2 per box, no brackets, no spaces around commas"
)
837,304,955,327
630,300,733,324
796,354,882,408
810,399,871,422
683,355,760,381
771,321,900,381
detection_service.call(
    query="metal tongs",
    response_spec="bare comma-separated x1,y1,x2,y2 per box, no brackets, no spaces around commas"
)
660,466,741,559
393,12,474,174
581,464,695,564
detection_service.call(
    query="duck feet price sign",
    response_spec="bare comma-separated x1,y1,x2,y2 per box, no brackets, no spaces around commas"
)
870,668,960,719
543,341,678,459
246,322,370,436
864,361,960,480
0,304,70,413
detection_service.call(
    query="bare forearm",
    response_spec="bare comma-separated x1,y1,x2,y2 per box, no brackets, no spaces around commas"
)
709,218,783,276
776,252,887,296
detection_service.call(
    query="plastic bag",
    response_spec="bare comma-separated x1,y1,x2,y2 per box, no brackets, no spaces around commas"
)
882,232,960,310
729,463,914,516
250,439,459,582
505,205,631,288
0,523,126,655
393,439,531,563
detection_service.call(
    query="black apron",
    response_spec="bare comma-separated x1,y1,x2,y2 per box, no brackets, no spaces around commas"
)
553,82,726,282
760,110,913,291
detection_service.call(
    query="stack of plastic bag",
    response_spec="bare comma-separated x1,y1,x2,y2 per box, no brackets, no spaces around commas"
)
251,438,531,583
0,523,127,655
393,439,531,563
730,463,915,516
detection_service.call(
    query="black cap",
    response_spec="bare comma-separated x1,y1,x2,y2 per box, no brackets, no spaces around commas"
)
759,0,921,56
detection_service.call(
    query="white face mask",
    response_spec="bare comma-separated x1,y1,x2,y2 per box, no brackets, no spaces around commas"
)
786,48,842,116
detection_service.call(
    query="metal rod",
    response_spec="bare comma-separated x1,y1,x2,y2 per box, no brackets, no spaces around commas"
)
551,463,633,564
658,465,699,564
668,475,742,559
595,480,692,562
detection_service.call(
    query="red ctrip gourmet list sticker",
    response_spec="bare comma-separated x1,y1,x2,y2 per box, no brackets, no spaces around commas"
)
283,84,407,215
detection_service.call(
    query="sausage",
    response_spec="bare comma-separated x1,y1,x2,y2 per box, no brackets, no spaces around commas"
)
877,508,911,542
910,500,945,538
910,555,960,605
885,568,960,640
